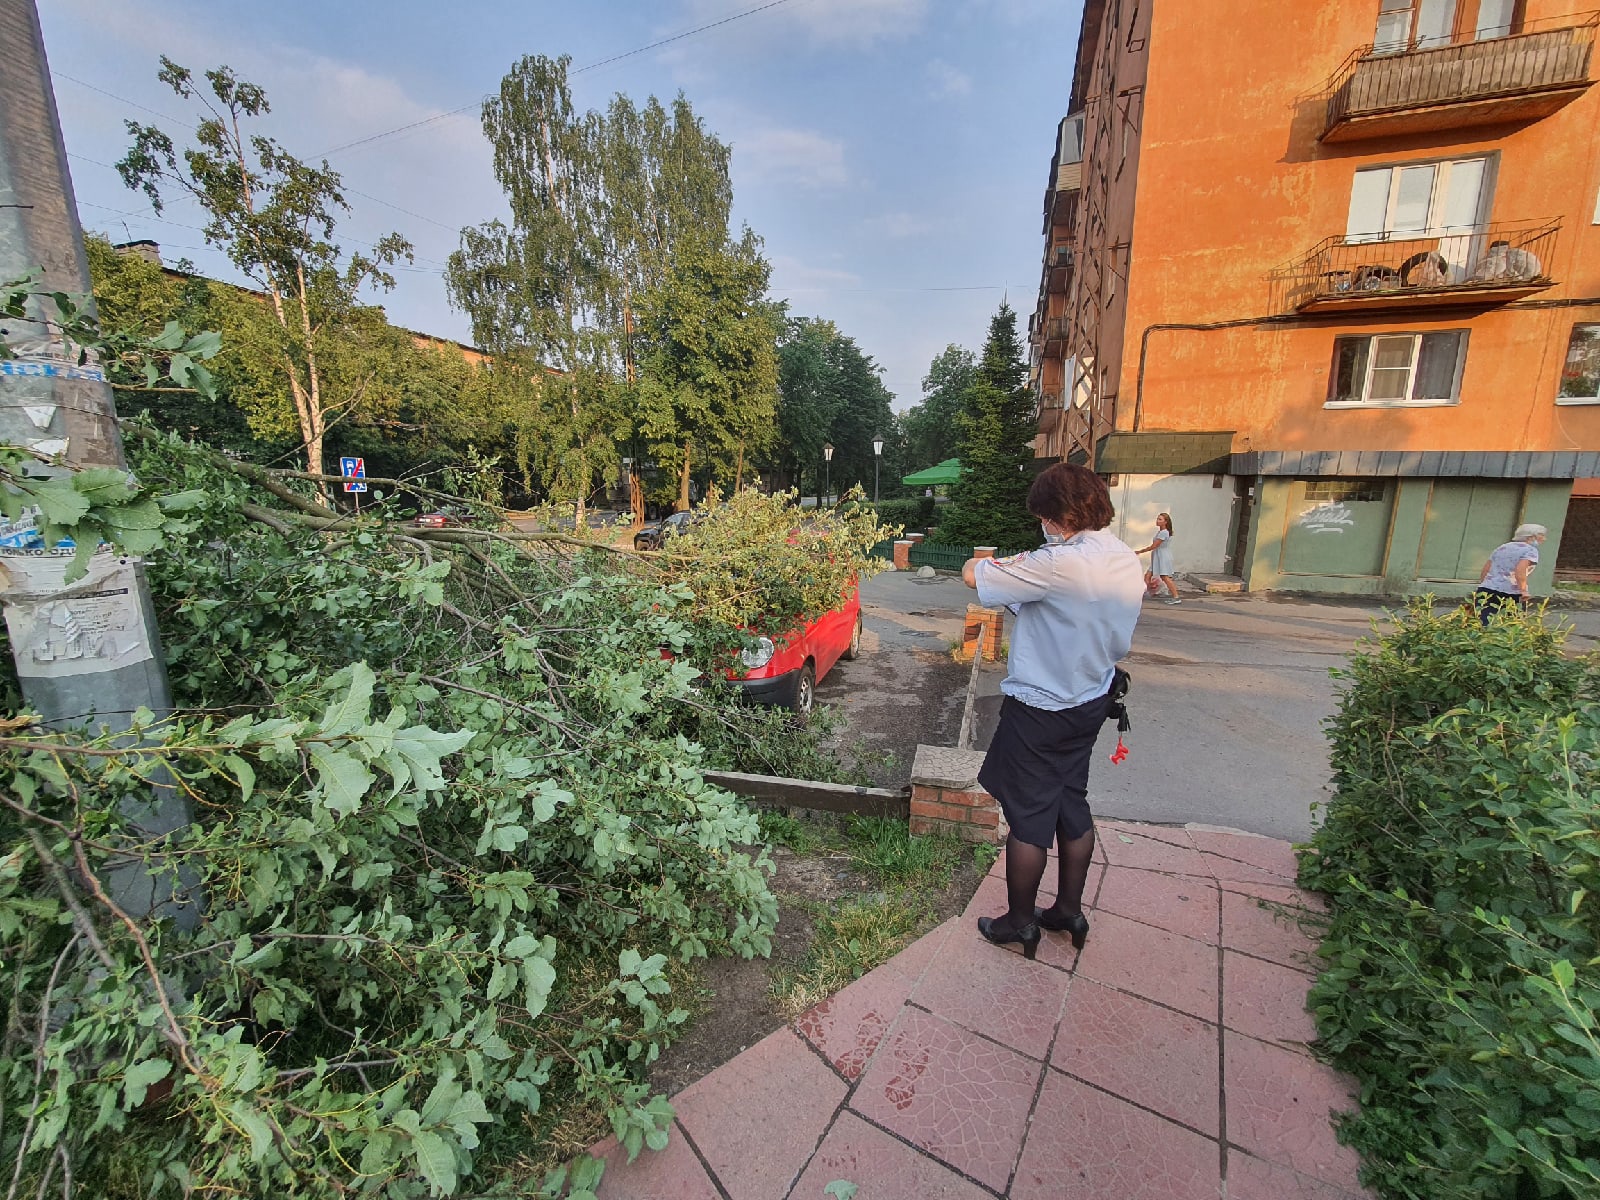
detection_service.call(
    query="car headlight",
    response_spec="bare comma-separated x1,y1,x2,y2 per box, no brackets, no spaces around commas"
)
739,636,775,669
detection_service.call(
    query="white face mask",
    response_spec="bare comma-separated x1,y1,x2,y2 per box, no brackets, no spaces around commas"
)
1040,522,1067,545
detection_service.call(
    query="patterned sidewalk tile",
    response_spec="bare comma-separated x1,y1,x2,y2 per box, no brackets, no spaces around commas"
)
672,1027,846,1200
1099,830,1212,876
1222,951,1318,1046
1225,1150,1376,1199
1011,1068,1223,1200
1074,910,1219,1020
593,1123,720,1200
796,918,956,1080
1189,830,1301,881
1053,977,1221,1137
1095,869,1220,944
1098,819,1199,849
851,1007,1042,1192
1224,1034,1365,1192
1221,889,1322,974
789,1110,993,1200
910,926,1073,1060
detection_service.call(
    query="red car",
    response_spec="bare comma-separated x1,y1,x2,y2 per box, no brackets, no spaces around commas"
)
726,586,863,716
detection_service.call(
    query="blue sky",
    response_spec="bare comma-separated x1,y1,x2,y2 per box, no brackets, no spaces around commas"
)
38,0,1079,411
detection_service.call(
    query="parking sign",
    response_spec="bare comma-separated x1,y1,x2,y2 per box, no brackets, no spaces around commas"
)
340,456,367,493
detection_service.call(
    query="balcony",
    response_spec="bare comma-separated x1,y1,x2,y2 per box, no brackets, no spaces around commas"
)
1039,316,1070,356
1323,16,1596,143
1279,219,1558,314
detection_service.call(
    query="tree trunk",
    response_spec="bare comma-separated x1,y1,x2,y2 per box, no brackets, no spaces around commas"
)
677,442,692,513
629,467,644,529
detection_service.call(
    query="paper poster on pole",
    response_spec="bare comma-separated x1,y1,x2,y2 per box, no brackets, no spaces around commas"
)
0,548,153,679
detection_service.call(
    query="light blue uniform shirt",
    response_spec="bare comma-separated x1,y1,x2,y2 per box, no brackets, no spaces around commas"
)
974,529,1145,710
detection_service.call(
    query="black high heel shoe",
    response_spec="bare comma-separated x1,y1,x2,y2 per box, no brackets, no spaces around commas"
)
1034,907,1090,950
977,916,1041,960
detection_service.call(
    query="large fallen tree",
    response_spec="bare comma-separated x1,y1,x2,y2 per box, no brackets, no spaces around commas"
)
0,425,891,1199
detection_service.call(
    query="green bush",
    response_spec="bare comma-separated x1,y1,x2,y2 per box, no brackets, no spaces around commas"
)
868,496,935,531
1302,601,1600,1199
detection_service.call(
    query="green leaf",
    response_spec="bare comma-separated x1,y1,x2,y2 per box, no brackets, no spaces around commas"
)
1552,959,1576,990
121,1057,171,1109
824,1183,859,1200
320,663,376,737
223,754,255,803
410,1128,458,1195
309,746,375,816
30,478,91,525
523,957,557,1018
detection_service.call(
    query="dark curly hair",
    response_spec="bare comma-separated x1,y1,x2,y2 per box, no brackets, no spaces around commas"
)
1026,463,1115,533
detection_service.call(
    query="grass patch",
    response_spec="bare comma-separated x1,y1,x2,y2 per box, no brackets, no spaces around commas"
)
1555,579,1600,593
770,893,927,1019
843,815,967,888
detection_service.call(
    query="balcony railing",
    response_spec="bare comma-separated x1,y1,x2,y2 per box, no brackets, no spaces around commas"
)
1278,219,1559,313
1323,15,1596,141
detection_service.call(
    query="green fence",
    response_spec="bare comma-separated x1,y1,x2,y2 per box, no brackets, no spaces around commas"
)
907,541,974,572
867,538,895,561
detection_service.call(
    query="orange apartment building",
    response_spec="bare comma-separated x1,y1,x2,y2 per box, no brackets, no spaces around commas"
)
1030,0,1600,596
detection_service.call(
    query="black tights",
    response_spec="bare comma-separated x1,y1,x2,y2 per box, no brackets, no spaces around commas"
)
995,818,1096,934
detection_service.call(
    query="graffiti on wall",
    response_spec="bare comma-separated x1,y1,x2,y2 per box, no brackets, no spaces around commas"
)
1297,502,1357,534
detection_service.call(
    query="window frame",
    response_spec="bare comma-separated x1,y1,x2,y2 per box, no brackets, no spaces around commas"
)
1346,153,1497,245
1326,329,1470,408
1556,323,1600,405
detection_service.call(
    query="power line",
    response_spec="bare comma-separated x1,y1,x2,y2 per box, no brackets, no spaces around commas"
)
315,0,800,159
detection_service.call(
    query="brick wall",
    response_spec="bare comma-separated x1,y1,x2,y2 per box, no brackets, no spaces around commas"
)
908,745,1005,844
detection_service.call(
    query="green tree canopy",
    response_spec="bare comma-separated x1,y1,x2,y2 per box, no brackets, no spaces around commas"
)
936,303,1039,552
117,59,413,487
770,318,895,504
901,344,975,470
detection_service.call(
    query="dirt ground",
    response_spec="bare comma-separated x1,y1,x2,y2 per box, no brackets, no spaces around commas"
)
647,844,985,1097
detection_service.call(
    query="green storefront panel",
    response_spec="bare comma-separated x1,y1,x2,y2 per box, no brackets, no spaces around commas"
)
1280,479,1394,577
1416,480,1525,582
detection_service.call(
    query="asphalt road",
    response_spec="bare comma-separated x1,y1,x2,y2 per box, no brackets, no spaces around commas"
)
851,571,1600,842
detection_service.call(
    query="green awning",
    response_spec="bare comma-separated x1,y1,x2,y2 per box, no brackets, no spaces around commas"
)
901,458,961,486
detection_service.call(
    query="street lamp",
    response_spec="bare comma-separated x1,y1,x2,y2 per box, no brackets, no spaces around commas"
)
822,442,834,508
872,433,884,503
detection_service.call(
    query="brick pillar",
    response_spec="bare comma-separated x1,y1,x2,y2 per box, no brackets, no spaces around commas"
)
893,539,912,570
908,746,1003,843
963,604,1004,662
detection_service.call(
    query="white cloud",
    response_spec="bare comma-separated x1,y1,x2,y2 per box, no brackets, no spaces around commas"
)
732,127,848,188
682,0,929,49
926,59,972,98
867,211,939,239
768,254,862,294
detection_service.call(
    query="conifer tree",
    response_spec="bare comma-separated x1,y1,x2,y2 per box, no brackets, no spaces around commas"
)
936,303,1039,552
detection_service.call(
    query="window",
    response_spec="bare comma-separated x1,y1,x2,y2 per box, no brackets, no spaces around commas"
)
1373,0,1522,53
1558,324,1600,404
1347,157,1492,243
1304,479,1387,503
1328,331,1468,405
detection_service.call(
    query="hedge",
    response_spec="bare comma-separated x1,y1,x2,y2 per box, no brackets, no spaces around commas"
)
1300,601,1600,1199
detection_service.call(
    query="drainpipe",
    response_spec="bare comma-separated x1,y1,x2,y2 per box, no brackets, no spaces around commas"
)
0,0,195,925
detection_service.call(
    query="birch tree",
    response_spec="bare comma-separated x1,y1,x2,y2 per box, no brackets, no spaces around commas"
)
118,59,412,492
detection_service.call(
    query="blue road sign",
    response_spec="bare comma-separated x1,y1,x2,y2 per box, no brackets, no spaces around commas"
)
340,456,367,493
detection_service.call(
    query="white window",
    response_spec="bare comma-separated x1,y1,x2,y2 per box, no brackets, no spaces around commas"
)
1328,331,1468,406
1374,1,1522,52
1557,324,1600,404
1347,157,1492,243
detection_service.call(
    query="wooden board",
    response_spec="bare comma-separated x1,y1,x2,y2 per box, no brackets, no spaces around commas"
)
700,770,910,818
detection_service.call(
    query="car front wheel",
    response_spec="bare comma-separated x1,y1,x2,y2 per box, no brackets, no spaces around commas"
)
841,614,863,661
784,662,815,718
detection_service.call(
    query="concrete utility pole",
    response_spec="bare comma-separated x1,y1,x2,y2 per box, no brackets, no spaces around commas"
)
0,1,194,921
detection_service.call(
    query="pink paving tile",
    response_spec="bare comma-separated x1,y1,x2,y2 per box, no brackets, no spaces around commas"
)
1225,1151,1375,1200
789,1110,993,1200
1099,819,1198,850
1095,869,1220,944
1222,951,1318,1045
965,870,1104,972
851,1007,1042,1192
969,870,1057,915
1203,853,1307,890
1011,1068,1223,1200
1221,890,1322,974
593,1123,720,1200
1224,1034,1364,1192
1220,877,1327,913
1074,910,1219,1020
1099,829,1212,876
1052,977,1220,1136
1189,830,1301,881
910,926,1073,1060
672,1027,846,1200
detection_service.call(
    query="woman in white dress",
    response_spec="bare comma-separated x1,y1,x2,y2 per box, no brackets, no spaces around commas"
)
1135,512,1179,605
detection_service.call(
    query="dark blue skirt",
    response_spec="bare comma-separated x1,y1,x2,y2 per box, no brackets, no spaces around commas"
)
978,691,1111,848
